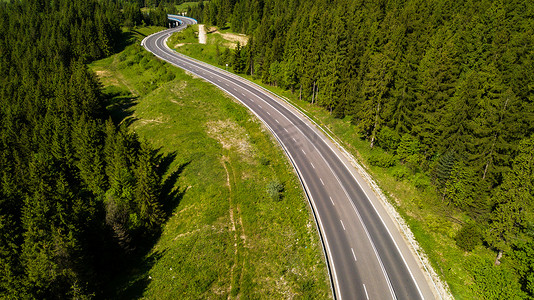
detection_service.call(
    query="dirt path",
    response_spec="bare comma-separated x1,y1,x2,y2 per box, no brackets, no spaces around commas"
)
112,55,139,96
222,159,239,298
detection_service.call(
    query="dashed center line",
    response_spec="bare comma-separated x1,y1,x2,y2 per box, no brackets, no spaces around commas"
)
284,128,288,133
330,196,335,206
292,137,297,142
258,105,262,108
351,248,357,261
241,93,245,96
320,178,324,185
267,111,271,116
340,220,346,230
311,162,315,169
363,284,369,300
275,119,279,123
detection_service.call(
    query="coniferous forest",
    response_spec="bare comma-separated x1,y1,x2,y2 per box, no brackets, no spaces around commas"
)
1,0,534,298
189,0,534,298
0,0,172,298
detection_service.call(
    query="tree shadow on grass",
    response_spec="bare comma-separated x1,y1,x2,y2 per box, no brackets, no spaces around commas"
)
115,250,166,300
114,30,136,54
103,87,139,126
113,157,191,299
150,150,191,220
130,29,148,38
161,159,191,220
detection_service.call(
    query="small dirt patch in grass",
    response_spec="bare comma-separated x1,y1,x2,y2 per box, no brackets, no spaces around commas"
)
206,119,255,161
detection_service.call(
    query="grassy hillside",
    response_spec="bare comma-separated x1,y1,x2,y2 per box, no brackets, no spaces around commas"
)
89,27,331,299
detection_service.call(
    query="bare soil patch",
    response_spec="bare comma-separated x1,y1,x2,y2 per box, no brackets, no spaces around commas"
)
219,32,249,46
206,119,255,161
95,69,120,86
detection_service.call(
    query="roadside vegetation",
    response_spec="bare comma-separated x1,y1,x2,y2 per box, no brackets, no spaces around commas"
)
89,27,331,299
167,24,248,72
167,1,534,297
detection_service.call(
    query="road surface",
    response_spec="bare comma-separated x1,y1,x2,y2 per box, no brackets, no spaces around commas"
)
142,16,440,300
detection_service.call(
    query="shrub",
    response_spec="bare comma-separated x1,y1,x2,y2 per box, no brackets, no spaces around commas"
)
266,180,284,201
368,151,396,168
397,134,423,170
391,166,410,181
413,173,430,190
139,56,150,69
376,126,400,152
259,156,270,166
425,215,455,237
455,222,482,252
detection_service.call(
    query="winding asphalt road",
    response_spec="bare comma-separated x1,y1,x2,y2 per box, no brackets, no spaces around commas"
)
142,16,438,300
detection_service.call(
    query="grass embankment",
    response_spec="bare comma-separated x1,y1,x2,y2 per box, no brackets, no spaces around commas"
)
167,25,508,299
167,25,247,67
89,27,331,299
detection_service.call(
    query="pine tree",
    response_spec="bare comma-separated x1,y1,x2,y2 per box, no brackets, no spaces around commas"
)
358,52,395,147
134,142,163,230
469,63,521,184
443,161,477,209
485,136,534,257
232,42,245,73
72,116,107,196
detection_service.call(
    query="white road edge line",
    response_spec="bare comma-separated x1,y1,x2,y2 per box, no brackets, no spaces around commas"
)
363,284,369,300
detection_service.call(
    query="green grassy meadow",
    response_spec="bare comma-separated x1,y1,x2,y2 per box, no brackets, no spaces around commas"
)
89,27,331,299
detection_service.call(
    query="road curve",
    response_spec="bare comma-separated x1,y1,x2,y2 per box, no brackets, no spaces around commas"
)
142,16,439,300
